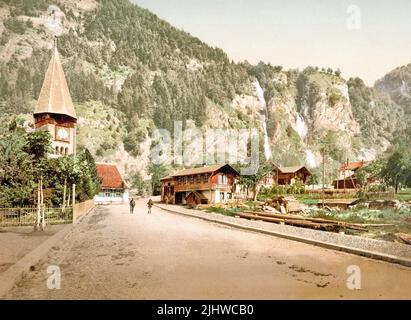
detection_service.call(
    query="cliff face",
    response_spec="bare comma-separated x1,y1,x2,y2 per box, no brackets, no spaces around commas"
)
0,0,408,178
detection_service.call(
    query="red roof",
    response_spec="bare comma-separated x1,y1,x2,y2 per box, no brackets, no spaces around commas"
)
340,161,368,171
96,163,125,189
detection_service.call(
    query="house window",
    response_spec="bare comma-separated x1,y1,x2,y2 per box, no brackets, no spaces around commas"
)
196,175,201,184
184,176,188,185
190,176,194,184
177,177,181,186
203,174,209,183
218,174,228,185
220,192,225,200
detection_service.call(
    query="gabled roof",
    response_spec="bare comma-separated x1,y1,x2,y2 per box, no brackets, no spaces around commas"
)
275,165,311,175
340,161,368,171
96,163,125,190
34,47,77,119
168,164,239,177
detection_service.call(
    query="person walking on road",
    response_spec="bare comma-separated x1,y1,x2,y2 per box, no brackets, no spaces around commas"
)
147,199,153,214
129,197,136,214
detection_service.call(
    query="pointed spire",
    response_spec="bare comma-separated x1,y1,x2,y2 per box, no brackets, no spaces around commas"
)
34,41,77,120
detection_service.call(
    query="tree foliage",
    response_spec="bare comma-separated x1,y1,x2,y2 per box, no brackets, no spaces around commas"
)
0,122,100,206
380,148,411,193
147,163,170,196
237,162,272,200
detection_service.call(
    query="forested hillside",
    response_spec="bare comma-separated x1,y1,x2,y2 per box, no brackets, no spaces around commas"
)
0,0,409,181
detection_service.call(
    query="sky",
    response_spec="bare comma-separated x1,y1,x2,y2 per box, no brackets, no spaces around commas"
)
132,0,411,86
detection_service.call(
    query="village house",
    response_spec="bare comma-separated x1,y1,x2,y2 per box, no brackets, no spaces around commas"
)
259,165,312,186
160,164,239,205
333,160,370,189
94,163,129,204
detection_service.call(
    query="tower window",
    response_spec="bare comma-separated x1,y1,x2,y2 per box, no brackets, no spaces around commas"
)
65,147,68,155
55,146,59,154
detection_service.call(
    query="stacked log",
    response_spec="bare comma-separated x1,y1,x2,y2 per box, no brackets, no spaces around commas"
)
237,211,391,232
263,196,302,213
395,233,411,245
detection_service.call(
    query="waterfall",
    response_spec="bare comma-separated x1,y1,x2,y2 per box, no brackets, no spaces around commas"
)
262,122,271,160
305,149,317,167
255,80,266,110
254,80,272,160
295,113,308,140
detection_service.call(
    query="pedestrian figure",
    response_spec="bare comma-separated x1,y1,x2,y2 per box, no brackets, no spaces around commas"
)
147,198,153,214
129,197,136,214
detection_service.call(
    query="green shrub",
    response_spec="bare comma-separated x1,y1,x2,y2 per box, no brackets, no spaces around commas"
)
4,17,26,34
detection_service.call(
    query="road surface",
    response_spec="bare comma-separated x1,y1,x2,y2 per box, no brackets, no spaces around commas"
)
5,198,411,299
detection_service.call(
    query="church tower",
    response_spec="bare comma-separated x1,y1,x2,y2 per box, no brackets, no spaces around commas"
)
34,45,77,157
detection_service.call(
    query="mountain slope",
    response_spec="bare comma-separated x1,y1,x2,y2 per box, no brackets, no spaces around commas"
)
375,63,411,112
0,0,408,180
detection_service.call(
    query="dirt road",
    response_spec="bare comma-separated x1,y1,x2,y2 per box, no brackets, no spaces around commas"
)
0,225,65,274
5,198,411,299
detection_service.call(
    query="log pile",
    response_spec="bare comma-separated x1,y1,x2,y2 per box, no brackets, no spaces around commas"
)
263,196,302,214
395,233,411,245
236,211,391,232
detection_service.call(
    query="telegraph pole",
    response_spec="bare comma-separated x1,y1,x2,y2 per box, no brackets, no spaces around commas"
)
322,148,326,208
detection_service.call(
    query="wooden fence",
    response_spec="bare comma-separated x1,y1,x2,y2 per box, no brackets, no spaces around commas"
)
0,199,96,227
0,206,73,227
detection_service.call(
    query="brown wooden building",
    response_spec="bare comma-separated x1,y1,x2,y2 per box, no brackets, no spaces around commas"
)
333,160,369,189
260,165,312,186
160,164,239,205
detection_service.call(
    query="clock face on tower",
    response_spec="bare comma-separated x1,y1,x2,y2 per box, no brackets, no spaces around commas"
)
55,126,70,142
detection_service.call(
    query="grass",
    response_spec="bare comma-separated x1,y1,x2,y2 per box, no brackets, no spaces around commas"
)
300,199,319,205
203,206,243,217
395,189,411,202
304,207,411,241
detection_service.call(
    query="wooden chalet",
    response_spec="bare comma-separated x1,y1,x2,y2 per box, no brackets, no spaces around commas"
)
94,163,129,204
160,164,239,205
333,160,369,189
260,165,312,186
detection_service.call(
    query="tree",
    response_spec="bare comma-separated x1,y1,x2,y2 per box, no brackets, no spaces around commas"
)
0,129,35,206
147,163,169,196
128,172,147,196
237,162,272,201
54,149,101,203
307,173,319,185
0,120,100,206
380,148,411,193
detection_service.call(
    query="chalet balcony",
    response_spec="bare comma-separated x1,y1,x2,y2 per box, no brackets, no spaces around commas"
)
213,184,233,191
174,183,234,192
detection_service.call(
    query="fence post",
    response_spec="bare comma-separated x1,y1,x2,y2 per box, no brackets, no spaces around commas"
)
72,184,76,222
